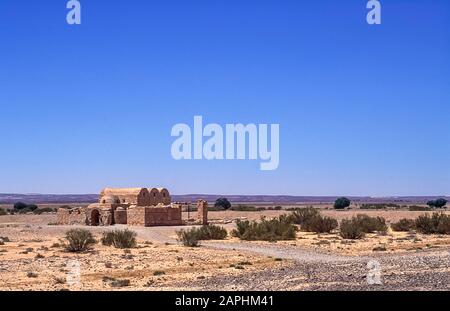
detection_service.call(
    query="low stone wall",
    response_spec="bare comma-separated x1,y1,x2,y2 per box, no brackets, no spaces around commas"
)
126,206,183,227
127,206,146,226
144,207,182,226
57,208,87,225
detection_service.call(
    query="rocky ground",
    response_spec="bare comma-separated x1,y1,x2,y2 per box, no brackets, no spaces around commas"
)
1,211,450,291
185,243,450,290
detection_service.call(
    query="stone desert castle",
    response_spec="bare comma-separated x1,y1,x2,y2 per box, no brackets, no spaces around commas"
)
57,187,200,227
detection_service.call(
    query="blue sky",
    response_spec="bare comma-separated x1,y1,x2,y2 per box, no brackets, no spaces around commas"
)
0,0,449,196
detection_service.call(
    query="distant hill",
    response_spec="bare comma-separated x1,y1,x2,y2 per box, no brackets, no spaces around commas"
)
0,193,98,204
0,193,448,205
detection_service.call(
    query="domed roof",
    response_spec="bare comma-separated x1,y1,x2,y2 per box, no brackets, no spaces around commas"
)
100,195,120,204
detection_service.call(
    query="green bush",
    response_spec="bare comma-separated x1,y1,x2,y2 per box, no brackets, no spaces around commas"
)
101,229,137,248
231,215,297,242
13,202,38,213
334,197,351,210
214,198,231,210
65,229,96,252
0,208,7,216
427,198,448,209
415,213,450,234
177,225,227,247
339,219,365,239
391,219,415,232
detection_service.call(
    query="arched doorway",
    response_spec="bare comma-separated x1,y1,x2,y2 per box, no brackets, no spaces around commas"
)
91,209,100,226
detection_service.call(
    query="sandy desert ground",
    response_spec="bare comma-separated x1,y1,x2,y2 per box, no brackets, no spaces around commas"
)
1,209,450,291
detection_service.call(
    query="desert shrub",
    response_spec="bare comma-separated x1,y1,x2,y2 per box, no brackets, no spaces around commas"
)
103,277,130,287
339,219,365,239
14,202,38,213
214,198,231,210
290,207,320,225
290,207,338,233
14,202,28,210
0,208,7,216
230,205,257,212
391,219,416,232
197,225,228,240
101,229,137,249
360,203,400,210
304,215,339,233
353,214,388,233
231,215,297,242
177,228,201,247
207,206,223,211
176,225,227,247
111,279,130,287
372,246,387,252
267,206,283,211
33,207,57,215
334,197,351,209
286,207,302,211
27,272,38,278
65,229,96,252
415,213,450,234
409,205,432,211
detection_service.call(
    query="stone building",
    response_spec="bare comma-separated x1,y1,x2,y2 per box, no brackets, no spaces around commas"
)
57,187,182,227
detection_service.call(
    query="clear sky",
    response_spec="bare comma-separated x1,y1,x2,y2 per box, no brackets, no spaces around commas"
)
0,0,449,196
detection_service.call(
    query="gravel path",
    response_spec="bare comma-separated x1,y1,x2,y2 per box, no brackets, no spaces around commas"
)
203,241,361,263
172,248,450,290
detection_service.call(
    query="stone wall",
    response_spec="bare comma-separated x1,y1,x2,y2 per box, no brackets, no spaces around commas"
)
127,206,183,227
114,208,127,224
57,208,87,225
127,206,146,226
